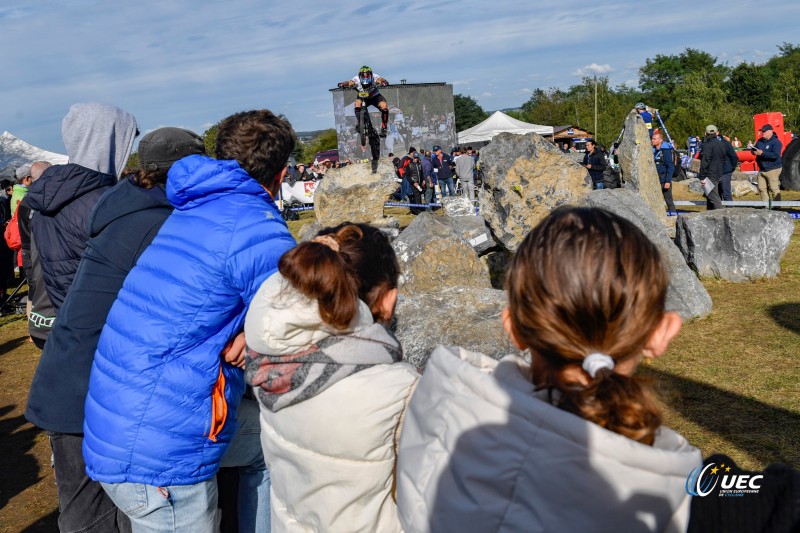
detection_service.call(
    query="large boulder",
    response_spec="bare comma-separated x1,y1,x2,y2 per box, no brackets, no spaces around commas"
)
477,132,591,252
581,189,713,320
618,110,670,224
394,286,515,370
392,212,491,294
675,209,794,281
313,160,397,226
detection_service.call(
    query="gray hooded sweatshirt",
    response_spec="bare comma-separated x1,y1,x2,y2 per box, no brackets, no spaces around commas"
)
62,102,137,177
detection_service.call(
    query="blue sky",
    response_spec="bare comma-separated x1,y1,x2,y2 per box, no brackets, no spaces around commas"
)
2,0,798,154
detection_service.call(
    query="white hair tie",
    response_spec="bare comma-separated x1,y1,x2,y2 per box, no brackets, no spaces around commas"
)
582,353,615,378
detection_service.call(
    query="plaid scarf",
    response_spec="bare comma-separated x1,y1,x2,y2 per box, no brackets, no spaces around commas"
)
246,323,402,412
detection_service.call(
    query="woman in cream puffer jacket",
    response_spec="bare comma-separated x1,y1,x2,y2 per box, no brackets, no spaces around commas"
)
244,224,419,532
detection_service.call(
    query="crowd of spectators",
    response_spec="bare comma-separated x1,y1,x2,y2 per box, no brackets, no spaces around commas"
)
4,101,796,533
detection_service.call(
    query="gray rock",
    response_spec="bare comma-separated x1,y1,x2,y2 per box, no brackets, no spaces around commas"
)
392,212,491,294
731,170,751,181
441,196,475,217
581,189,713,320
618,111,670,224
731,181,758,197
297,220,322,242
394,286,516,370
449,215,495,254
313,160,397,227
478,132,591,252
675,208,794,281
686,178,704,196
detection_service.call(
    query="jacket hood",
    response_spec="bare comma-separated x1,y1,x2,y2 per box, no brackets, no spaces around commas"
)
62,103,138,177
244,271,374,356
26,164,116,215
166,155,273,210
397,346,702,533
88,178,172,237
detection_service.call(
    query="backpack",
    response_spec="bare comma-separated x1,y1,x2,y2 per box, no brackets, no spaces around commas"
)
4,204,21,251
397,156,411,178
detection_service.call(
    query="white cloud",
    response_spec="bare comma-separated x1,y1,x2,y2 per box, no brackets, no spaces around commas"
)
482,92,493,98
572,63,615,76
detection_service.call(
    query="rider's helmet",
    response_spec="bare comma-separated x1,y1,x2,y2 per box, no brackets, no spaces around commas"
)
359,65,374,87
635,102,646,110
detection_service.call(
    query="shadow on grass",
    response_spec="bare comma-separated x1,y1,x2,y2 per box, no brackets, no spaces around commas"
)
19,509,58,532
0,335,29,357
643,368,800,468
0,404,45,511
768,302,800,335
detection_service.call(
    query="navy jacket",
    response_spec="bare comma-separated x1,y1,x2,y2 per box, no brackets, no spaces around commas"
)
582,150,607,183
26,178,172,434
421,156,434,185
719,137,739,175
654,146,675,184
26,164,116,311
755,136,782,172
432,154,453,181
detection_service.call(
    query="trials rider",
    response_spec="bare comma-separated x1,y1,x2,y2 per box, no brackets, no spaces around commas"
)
338,66,390,138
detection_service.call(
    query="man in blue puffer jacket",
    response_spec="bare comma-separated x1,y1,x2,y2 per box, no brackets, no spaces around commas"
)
83,110,297,531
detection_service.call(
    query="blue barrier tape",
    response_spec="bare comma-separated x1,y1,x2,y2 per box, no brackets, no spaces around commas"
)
384,202,443,208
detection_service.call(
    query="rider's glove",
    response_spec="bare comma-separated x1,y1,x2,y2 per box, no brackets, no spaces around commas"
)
380,80,389,87
337,82,348,88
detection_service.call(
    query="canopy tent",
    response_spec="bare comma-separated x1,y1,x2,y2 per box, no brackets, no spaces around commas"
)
0,131,68,173
457,111,554,144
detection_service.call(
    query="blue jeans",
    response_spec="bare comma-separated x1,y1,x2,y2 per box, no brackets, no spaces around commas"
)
220,398,270,533
101,480,218,533
719,172,733,202
440,177,455,196
593,181,605,190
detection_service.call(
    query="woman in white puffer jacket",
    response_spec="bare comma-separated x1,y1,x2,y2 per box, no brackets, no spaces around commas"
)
244,223,419,532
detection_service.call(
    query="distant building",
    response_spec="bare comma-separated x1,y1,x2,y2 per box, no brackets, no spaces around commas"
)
553,125,594,151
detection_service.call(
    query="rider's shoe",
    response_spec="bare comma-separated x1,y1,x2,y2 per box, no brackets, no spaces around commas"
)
379,126,387,138
371,159,379,173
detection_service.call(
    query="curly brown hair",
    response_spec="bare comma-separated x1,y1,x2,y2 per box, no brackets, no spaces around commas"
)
215,110,296,188
506,207,668,445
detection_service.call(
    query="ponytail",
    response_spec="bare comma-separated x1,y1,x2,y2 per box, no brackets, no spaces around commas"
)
556,367,662,445
278,237,360,331
278,223,400,329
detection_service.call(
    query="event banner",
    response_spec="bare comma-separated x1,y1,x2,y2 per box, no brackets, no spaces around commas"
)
331,83,457,161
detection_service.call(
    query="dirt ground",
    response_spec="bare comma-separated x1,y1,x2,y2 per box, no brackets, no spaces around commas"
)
0,311,58,532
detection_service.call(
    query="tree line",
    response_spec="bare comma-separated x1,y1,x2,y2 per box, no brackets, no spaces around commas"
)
462,43,800,149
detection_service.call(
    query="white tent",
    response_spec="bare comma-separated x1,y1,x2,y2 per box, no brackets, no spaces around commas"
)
0,131,68,173
457,111,553,144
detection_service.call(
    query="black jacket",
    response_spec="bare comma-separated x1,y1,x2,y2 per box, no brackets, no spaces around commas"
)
17,197,33,273
405,160,424,186
26,164,116,311
699,134,726,179
26,178,172,433
583,149,607,183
